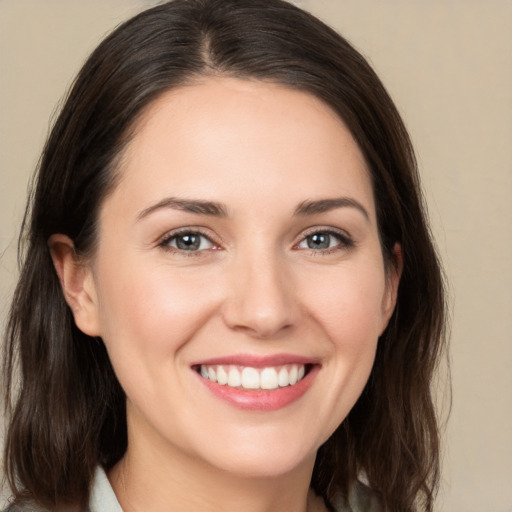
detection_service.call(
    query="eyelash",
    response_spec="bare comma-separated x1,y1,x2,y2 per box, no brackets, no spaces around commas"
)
158,228,219,256
157,227,354,256
296,228,355,255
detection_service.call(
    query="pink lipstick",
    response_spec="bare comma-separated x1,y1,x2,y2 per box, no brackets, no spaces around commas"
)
192,354,319,411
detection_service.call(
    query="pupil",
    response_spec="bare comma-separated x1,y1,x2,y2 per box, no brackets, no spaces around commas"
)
177,234,200,250
308,233,329,249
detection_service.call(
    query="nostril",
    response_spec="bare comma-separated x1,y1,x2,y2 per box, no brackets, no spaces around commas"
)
220,268,299,338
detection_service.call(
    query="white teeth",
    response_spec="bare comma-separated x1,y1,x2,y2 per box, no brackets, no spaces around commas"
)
199,364,307,390
289,365,298,385
260,367,278,390
278,367,289,387
208,367,217,382
241,367,260,389
228,367,241,387
217,366,228,385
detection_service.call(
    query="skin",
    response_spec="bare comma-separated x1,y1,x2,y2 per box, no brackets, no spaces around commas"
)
51,77,401,512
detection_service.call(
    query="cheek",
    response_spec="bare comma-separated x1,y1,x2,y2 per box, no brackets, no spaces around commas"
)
307,263,385,384
94,260,218,367
306,261,387,343
287,263,386,441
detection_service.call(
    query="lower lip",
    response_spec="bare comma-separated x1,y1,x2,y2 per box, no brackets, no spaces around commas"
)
195,366,319,411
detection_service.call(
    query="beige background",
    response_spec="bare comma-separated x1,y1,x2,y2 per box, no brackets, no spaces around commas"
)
1,1,511,510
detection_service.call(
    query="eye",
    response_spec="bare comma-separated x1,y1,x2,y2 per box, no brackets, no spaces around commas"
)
160,230,216,252
296,229,353,252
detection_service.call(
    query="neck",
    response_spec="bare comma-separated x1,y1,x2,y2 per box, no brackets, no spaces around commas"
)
109,416,322,512
110,452,320,512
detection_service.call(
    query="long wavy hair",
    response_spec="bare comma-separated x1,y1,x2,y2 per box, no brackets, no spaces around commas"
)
2,0,447,510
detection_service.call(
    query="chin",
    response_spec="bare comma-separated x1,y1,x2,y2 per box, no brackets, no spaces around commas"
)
190,428,321,480
211,451,315,480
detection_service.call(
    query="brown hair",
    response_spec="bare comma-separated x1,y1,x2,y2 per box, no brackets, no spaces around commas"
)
3,0,447,510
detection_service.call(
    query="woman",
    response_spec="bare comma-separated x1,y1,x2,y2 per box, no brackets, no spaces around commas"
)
2,0,447,511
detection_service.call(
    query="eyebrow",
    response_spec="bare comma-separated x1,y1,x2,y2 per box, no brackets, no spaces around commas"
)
137,197,228,220
294,197,370,221
136,196,370,222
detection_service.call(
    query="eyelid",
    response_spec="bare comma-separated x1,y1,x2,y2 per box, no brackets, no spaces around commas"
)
294,226,355,253
157,227,222,253
299,225,351,239
155,225,354,255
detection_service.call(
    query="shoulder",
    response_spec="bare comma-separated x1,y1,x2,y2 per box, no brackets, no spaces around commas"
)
331,479,382,512
3,502,89,512
3,467,119,512
349,480,382,511
2,503,48,512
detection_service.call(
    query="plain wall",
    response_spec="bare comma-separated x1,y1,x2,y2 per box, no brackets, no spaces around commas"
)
1,1,511,510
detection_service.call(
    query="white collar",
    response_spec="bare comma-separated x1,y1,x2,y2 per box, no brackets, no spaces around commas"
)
89,467,123,512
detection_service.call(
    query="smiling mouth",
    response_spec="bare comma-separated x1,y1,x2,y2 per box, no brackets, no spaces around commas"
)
194,364,312,391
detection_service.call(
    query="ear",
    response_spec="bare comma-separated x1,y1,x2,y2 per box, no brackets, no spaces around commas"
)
380,243,403,334
48,234,101,337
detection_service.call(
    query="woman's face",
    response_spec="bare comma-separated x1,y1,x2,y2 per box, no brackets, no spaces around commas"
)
78,78,399,478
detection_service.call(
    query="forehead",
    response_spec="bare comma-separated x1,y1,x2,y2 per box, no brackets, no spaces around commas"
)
109,77,375,220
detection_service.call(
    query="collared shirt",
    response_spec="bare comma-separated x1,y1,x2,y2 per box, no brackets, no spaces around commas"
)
89,468,122,512
4,467,379,511
87,468,380,512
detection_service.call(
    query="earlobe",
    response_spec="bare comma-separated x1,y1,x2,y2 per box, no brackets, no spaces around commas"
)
48,234,101,337
380,243,403,334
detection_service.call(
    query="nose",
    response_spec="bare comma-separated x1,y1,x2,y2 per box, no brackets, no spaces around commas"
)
221,251,299,339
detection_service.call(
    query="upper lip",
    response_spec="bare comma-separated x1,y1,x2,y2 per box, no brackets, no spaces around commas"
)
191,353,320,368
